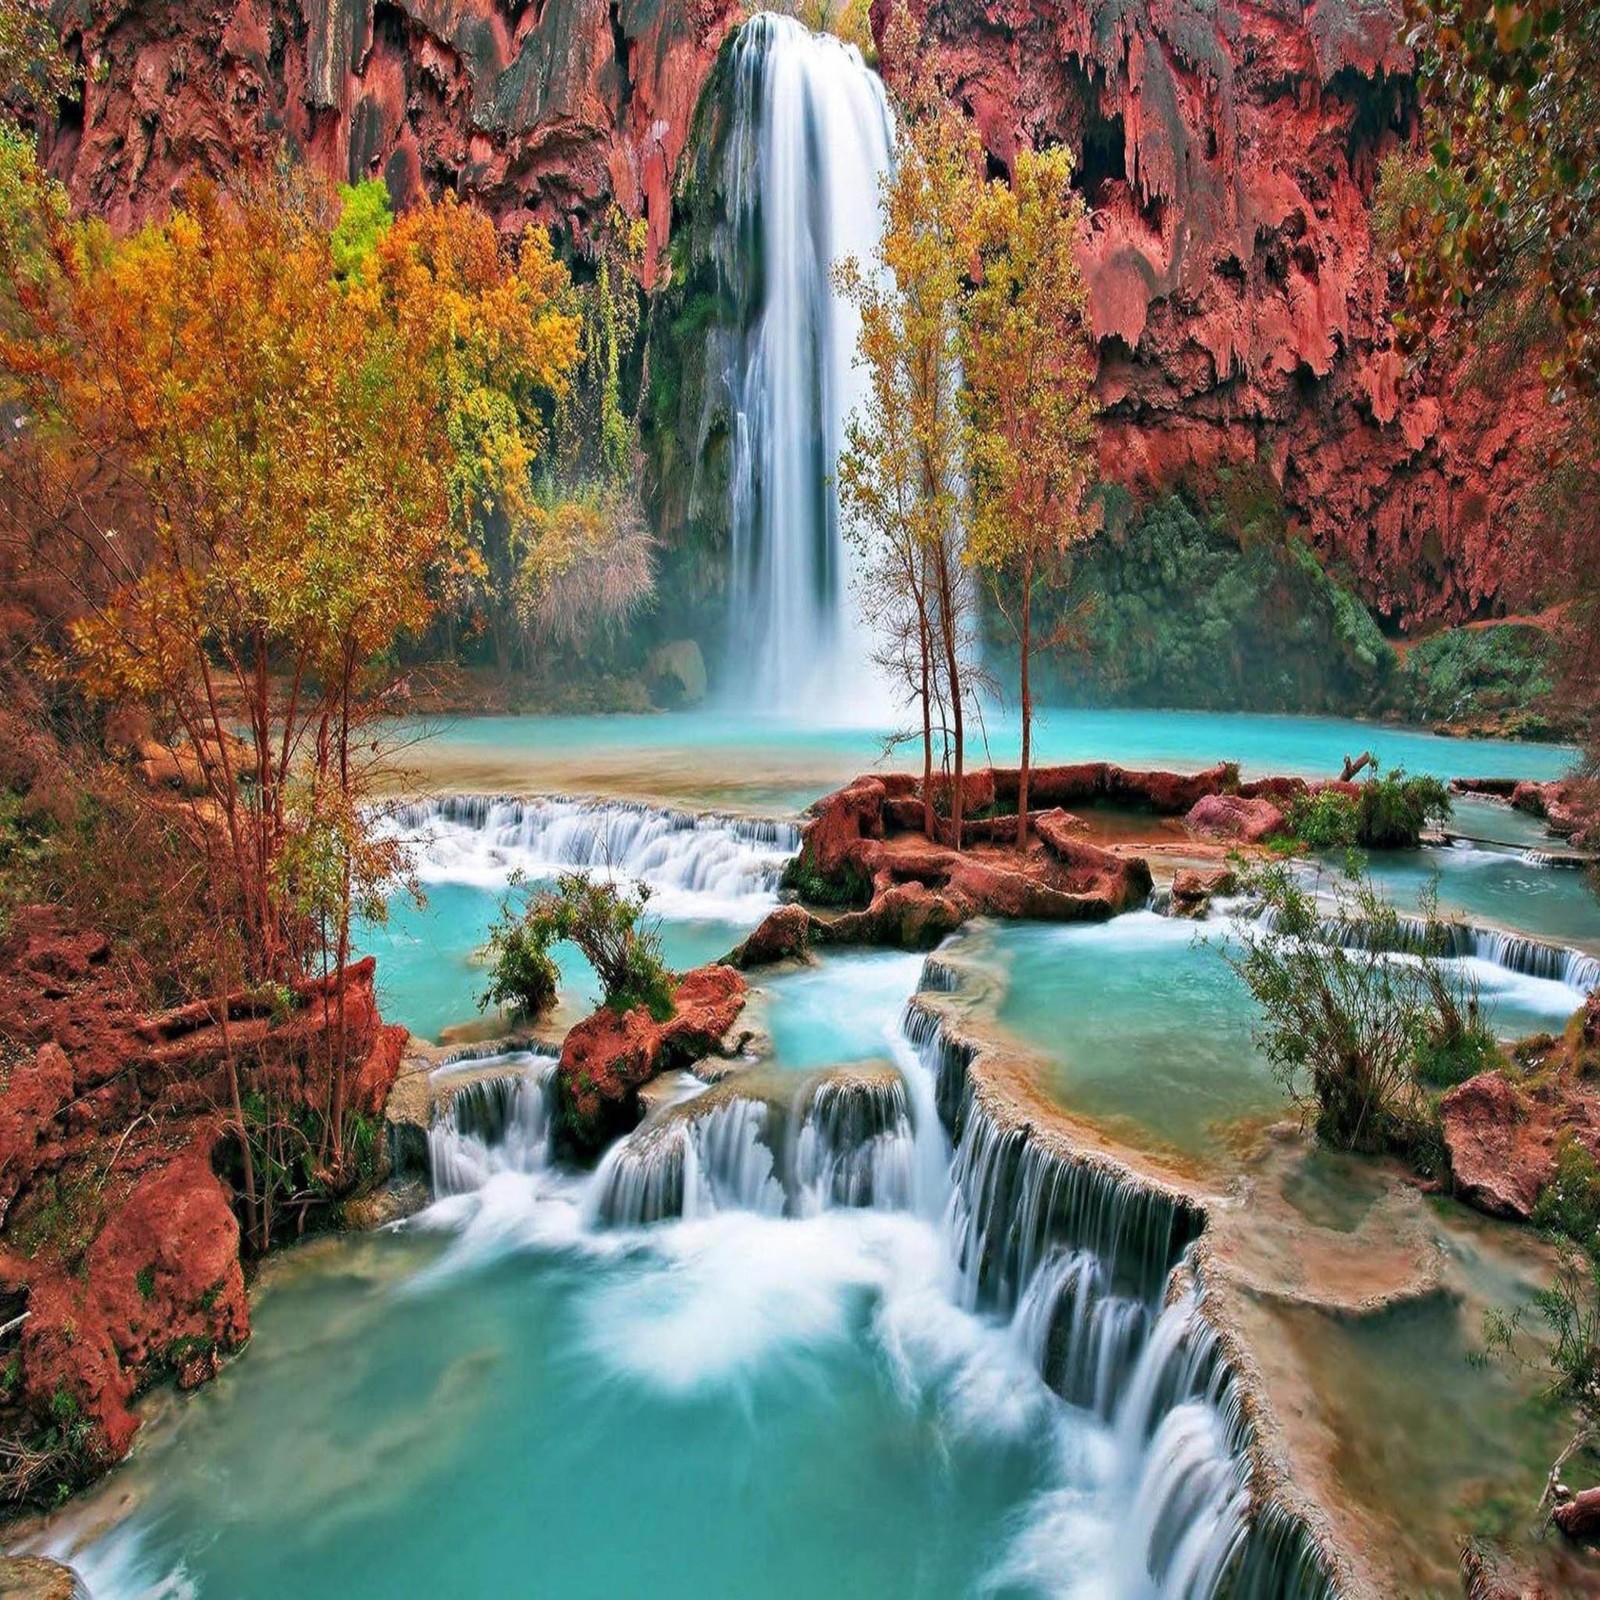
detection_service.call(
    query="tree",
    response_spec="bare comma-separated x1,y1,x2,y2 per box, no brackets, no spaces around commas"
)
0,160,581,1239
964,145,1097,851
1391,2,1600,807
1395,0,1598,402
0,0,72,115
835,2,982,844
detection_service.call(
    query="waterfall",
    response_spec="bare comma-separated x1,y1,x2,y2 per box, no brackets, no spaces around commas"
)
792,1074,916,1214
720,13,895,716
429,1055,559,1197
388,795,799,915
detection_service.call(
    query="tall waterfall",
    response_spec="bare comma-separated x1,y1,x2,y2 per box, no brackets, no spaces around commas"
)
722,14,894,717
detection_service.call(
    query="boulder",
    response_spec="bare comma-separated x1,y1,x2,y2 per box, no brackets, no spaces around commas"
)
726,905,815,969
556,964,749,1152
1553,1486,1600,1542
646,640,707,708
0,1556,83,1599
1184,793,1285,844
824,882,966,950
1170,866,1238,917
1439,1071,1556,1221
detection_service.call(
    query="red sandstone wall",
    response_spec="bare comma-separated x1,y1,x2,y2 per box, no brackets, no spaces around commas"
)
40,0,1564,626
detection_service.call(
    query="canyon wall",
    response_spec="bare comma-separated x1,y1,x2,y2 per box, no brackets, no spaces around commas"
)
40,0,1563,626
43,0,742,280
894,0,1559,628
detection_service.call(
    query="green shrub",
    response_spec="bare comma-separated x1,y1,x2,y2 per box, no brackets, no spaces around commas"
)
1224,865,1490,1156
482,870,676,1022
1284,769,1451,852
1285,789,1360,850
1004,489,1397,714
1358,768,1451,848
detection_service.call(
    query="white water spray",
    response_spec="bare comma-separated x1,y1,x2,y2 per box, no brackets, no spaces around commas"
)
721,14,895,717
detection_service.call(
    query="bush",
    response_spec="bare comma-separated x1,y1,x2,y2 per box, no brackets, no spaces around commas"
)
481,870,676,1022
1224,863,1494,1155
1394,622,1562,735
1358,768,1451,848
1284,769,1451,852
1285,789,1360,850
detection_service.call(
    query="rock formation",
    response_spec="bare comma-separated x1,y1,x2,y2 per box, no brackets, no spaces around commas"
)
37,0,1572,628
0,905,406,1496
556,962,750,1152
892,0,1566,627
44,0,742,282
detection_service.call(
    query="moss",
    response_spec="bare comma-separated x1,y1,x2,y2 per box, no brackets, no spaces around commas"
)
134,1265,156,1302
780,853,873,908
1390,622,1565,737
1008,488,1397,714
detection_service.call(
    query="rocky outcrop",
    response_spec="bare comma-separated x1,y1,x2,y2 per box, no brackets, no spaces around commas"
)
897,0,1570,628
0,905,406,1504
1185,792,1286,844
1439,1069,1600,1222
556,962,749,1152
772,769,1156,952
44,0,741,282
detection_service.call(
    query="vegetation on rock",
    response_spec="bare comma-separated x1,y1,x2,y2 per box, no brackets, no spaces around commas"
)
1226,863,1493,1160
1283,770,1451,852
484,871,676,1023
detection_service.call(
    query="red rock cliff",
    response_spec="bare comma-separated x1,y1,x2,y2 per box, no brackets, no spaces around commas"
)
40,0,1569,624
889,0,1564,627
44,0,742,283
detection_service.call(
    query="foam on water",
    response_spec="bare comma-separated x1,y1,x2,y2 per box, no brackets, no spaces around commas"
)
385,795,799,920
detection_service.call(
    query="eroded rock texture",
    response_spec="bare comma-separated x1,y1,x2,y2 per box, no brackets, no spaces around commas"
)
40,0,1565,623
893,0,1558,626
44,0,741,281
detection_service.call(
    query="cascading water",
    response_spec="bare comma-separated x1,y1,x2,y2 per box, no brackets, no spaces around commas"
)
388,795,799,917
428,1054,559,1197
719,14,895,716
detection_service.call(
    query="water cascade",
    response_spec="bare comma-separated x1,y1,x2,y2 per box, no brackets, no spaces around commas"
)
428,1054,559,1197
719,14,895,715
389,795,799,916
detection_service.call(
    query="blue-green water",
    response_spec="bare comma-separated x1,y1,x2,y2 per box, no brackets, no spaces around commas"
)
401,706,1576,814
982,911,1590,1164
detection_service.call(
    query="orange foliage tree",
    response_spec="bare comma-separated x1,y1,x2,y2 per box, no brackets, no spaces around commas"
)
0,157,580,1227
965,146,1098,850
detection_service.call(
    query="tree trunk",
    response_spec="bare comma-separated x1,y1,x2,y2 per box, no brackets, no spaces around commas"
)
935,541,965,850
1018,559,1033,853
920,595,935,841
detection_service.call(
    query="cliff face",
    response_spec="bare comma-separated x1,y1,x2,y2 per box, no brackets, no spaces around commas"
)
44,0,741,280
42,0,1561,626
900,0,1557,627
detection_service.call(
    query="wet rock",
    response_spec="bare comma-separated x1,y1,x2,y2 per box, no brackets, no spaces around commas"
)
1439,1070,1600,1221
1184,793,1286,844
0,1556,85,1599
556,964,749,1153
1171,866,1238,917
726,904,815,969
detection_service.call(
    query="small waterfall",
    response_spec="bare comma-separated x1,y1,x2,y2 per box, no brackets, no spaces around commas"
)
901,976,1338,1600
429,1056,558,1197
1245,900,1599,996
719,14,895,715
792,1075,915,1214
390,795,799,912
592,1095,786,1225
593,1072,922,1225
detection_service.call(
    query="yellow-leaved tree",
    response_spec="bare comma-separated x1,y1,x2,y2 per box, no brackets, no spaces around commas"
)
0,160,580,1243
965,145,1098,850
834,2,983,844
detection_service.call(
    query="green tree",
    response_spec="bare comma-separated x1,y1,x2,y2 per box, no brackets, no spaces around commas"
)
965,145,1098,850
